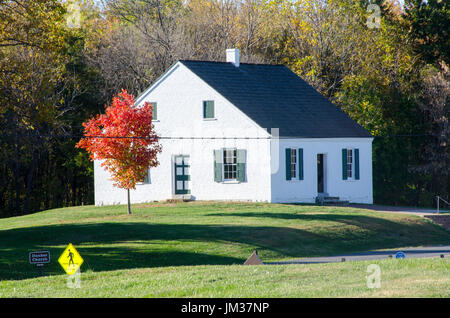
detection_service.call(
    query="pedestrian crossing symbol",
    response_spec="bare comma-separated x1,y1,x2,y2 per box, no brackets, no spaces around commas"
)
58,243,84,275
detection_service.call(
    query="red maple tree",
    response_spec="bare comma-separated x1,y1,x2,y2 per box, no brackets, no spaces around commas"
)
76,89,161,214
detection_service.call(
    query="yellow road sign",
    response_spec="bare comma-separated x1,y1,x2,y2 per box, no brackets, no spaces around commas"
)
58,243,84,275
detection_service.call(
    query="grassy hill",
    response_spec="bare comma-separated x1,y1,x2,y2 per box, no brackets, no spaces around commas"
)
0,202,449,297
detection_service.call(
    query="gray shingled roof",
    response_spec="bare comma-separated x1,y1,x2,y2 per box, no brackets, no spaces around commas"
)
180,60,372,138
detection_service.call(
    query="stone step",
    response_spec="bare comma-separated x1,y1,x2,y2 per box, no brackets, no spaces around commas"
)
324,200,350,206
316,196,349,206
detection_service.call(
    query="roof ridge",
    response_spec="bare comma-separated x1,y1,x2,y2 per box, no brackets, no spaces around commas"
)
179,59,283,67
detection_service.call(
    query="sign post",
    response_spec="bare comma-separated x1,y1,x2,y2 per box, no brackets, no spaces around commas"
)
29,251,51,276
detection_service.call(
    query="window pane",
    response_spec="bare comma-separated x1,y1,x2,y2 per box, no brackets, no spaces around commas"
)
177,181,183,189
152,103,157,120
290,149,296,180
176,157,183,165
223,149,237,180
347,149,353,178
203,101,214,118
176,167,183,175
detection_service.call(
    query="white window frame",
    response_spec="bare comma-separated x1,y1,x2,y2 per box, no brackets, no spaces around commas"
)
290,148,298,181
222,148,237,181
346,148,354,180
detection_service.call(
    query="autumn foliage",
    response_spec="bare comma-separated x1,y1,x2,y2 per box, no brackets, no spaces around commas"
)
76,90,161,190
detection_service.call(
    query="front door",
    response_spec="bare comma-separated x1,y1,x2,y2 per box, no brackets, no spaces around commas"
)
174,156,190,195
317,154,324,194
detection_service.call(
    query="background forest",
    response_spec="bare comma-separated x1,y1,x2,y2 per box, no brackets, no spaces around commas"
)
0,0,448,217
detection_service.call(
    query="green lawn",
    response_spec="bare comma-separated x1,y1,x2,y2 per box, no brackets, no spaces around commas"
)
0,202,449,297
1,259,449,297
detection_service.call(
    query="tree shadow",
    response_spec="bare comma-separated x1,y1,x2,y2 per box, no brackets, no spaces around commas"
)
207,211,442,231
1,215,449,281
207,211,450,246
0,222,322,281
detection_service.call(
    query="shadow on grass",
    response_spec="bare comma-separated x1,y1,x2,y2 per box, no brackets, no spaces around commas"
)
206,211,450,249
207,211,446,231
0,222,319,281
1,214,449,281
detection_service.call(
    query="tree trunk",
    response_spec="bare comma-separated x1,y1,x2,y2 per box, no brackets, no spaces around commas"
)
23,151,38,215
127,188,131,215
14,132,21,216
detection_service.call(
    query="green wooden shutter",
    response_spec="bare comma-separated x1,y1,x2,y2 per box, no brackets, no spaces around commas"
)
236,149,246,182
342,149,348,180
355,148,360,180
214,149,222,182
298,148,304,180
152,103,157,120
286,148,291,180
204,101,214,119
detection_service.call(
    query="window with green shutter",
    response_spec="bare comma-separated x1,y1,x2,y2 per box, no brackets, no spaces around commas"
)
137,168,151,185
144,168,151,184
286,148,303,181
342,148,360,180
151,102,157,121
214,148,246,182
203,101,215,119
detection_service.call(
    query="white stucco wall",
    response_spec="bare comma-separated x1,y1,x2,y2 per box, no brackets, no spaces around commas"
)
94,62,272,205
270,138,374,204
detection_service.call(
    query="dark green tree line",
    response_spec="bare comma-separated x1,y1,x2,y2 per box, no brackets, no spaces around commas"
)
0,0,448,218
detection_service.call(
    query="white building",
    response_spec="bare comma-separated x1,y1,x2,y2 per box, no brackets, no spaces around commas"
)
95,49,373,205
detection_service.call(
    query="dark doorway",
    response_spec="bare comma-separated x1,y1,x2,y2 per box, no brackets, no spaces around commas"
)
317,154,324,194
